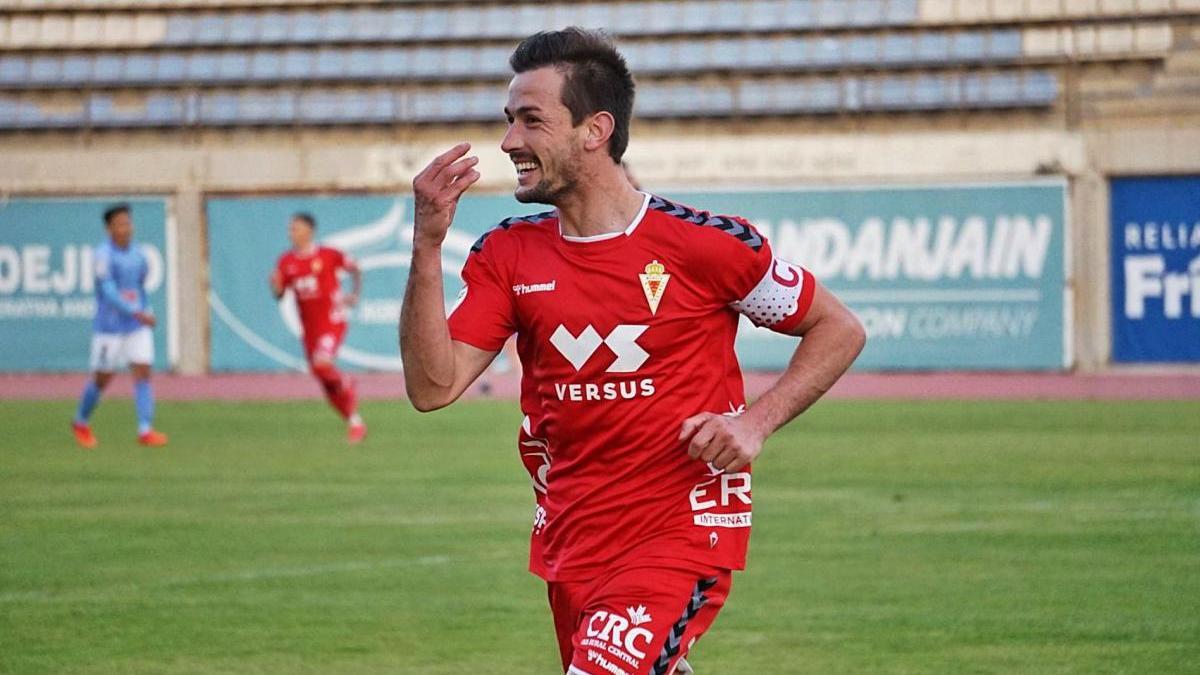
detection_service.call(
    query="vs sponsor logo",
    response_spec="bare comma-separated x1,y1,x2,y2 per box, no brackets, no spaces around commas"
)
549,323,655,402
549,324,649,372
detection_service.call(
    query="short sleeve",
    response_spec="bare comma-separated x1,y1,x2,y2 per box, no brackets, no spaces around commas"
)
696,216,774,304
694,216,816,334
274,255,291,287
447,245,516,352
327,248,348,269
94,247,112,281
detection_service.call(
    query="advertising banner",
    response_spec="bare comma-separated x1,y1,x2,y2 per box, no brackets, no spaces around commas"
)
0,197,173,372
208,182,1066,372
207,194,526,371
1110,176,1200,363
677,182,1068,370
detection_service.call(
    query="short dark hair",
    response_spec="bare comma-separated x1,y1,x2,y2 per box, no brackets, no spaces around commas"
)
292,212,316,229
103,203,130,225
509,28,635,163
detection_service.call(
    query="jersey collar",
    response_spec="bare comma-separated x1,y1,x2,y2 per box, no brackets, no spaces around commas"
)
558,192,650,243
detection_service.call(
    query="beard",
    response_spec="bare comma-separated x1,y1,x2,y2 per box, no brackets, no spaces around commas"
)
515,175,578,204
515,146,581,205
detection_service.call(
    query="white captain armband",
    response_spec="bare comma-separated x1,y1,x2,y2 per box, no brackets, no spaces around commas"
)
730,258,816,333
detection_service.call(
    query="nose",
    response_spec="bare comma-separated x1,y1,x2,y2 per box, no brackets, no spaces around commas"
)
500,122,521,155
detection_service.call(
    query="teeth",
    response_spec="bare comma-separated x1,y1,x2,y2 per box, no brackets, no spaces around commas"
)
515,161,538,172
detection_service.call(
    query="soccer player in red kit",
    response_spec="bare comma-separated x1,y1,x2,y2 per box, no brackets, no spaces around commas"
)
271,212,367,443
400,29,865,675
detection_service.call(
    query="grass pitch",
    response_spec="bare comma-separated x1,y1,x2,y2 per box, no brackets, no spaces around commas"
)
1,398,1197,674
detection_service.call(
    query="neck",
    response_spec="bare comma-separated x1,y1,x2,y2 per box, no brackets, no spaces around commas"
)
294,242,316,255
555,163,644,239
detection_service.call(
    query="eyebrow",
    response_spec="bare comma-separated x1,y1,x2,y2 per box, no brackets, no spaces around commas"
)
503,105,544,117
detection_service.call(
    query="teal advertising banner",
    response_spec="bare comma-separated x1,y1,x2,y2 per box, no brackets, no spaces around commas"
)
0,197,173,371
676,182,1068,370
207,194,527,372
207,182,1067,372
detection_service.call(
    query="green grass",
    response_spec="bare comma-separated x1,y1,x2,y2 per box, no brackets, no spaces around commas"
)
1,398,1198,674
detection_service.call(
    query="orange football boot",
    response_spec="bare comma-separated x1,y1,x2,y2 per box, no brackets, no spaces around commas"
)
72,422,98,449
138,429,169,447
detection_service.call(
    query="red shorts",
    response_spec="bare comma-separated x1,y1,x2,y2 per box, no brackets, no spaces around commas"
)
548,564,732,675
303,323,346,365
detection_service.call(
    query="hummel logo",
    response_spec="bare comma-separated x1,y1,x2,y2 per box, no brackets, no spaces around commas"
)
513,280,556,296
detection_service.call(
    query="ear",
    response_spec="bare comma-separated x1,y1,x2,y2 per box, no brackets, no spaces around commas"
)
582,111,616,154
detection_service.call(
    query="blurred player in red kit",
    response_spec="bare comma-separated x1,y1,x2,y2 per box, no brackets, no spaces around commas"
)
271,212,367,443
400,29,865,675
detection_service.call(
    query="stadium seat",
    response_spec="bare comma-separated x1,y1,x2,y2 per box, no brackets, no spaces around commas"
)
991,29,1023,59
259,11,289,43
292,11,321,43
280,50,311,80
226,12,259,44
216,52,250,82
349,8,388,42
952,32,987,62
195,13,228,44
313,50,345,79
846,35,880,65
0,56,28,86
250,51,283,81
323,10,353,42
882,34,917,64
28,56,63,85
62,55,92,82
849,0,887,26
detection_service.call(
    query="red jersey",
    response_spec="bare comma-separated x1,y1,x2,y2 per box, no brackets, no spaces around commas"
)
275,246,351,335
448,193,815,582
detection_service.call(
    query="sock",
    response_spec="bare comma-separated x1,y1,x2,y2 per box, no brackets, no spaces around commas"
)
348,413,363,427
74,380,102,425
134,379,154,435
313,363,353,419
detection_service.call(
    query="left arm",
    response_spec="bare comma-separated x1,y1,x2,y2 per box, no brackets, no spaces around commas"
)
342,258,362,307
680,277,865,472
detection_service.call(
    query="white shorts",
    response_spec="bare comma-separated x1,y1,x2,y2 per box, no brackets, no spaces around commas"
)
89,328,154,372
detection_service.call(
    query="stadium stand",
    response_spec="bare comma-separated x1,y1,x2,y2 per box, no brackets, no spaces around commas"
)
0,0,1193,129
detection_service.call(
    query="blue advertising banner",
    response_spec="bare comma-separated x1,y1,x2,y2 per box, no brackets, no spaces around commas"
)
1110,176,1200,363
0,197,173,371
208,182,1066,372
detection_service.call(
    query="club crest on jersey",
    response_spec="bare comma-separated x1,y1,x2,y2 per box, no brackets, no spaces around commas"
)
638,260,670,315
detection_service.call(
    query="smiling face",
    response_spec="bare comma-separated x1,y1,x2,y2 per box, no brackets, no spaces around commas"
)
501,66,586,205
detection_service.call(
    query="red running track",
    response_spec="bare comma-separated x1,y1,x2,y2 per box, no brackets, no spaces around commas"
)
3,371,1198,401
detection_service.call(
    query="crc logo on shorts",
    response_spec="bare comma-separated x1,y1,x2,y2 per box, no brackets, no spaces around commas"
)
549,324,654,402
580,606,656,673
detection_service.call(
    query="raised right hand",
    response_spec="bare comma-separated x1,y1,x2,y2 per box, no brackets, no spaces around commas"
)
412,143,480,249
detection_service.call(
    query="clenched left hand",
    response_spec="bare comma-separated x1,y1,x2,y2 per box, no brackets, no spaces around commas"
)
678,413,766,473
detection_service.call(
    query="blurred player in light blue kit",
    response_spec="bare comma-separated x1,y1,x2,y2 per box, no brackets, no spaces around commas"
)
71,204,168,448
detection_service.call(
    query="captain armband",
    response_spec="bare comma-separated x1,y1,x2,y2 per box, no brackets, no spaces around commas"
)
730,258,816,333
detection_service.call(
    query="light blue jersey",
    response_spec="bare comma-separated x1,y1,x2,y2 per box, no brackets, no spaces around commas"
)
93,239,149,334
